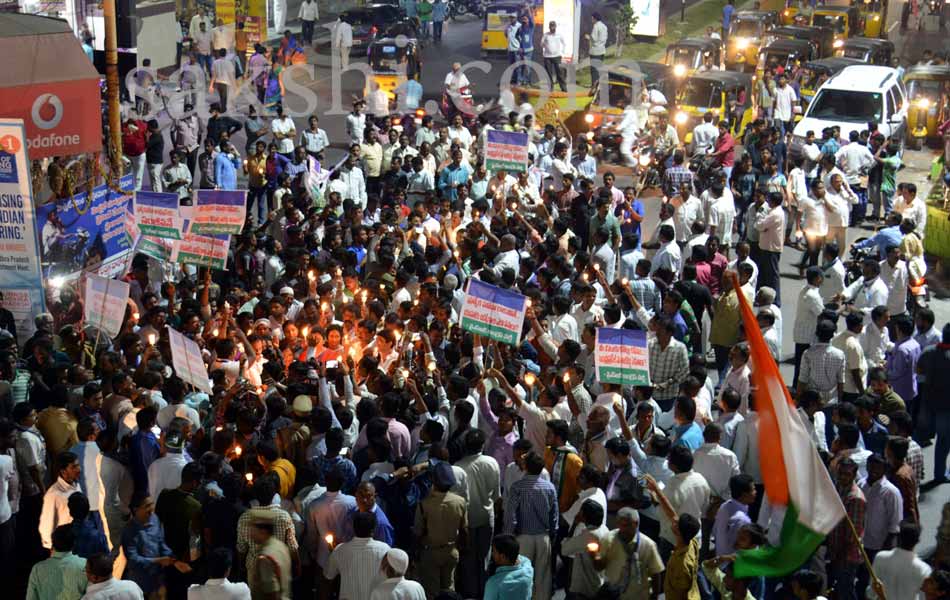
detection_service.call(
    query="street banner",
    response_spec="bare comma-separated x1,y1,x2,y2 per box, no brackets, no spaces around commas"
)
171,226,230,269
594,327,650,385
83,274,130,339
34,174,135,279
137,235,174,262
247,0,268,41
0,119,45,344
543,0,581,61
216,0,237,23
459,279,528,346
167,326,212,394
190,190,247,235
631,0,662,37
134,191,182,239
484,130,529,173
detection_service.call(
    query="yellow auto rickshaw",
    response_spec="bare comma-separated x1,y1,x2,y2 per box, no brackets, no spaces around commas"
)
366,37,421,100
809,6,861,48
798,57,862,111
726,10,781,71
859,0,889,37
757,38,816,79
904,64,950,149
674,71,755,143
481,3,521,56
765,24,836,58
665,37,723,79
835,37,894,65
582,62,676,132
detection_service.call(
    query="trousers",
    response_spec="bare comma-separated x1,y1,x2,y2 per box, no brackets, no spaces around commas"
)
419,546,459,598
457,524,492,598
517,533,552,600
148,163,163,192
543,56,566,91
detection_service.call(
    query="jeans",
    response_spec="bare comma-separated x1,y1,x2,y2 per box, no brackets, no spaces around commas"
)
508,51,519,83
433,20,443,41
850,186,868,225
829,562,859,600
590,54,605,86
214,82,229,111
198,53,213,76
793,342,810,389
758,249,782,305
248,186,268,224
935,409,950,481
713,344,731,386
130,153,147,190
543,56,566,91
868,181,883,219
457,525,492,598
301,19,315,44
518,50,533,84
147,162,163,192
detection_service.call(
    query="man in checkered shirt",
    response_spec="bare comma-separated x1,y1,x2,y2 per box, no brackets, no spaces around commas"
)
797,318,846,404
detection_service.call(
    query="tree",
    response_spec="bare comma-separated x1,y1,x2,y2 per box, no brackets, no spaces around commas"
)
612,4,638,57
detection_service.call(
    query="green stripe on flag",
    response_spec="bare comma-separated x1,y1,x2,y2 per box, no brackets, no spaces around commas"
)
733,503,827,579
597,366,650,386
460,316,519,346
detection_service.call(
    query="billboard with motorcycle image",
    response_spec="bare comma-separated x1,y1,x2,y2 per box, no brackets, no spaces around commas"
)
34,174,136,280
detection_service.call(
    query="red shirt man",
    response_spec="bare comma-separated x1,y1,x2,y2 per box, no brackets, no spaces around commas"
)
121,119,148,157
711,122,735,168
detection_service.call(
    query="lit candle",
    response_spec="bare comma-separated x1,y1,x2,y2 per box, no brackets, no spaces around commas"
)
308,270,316,281
147,333,157,346
524,372,536,387
233,445,242,457
245,472,253,483
246,329,252,336
379,283,385,291
321,302,329,312
133,312,140,321
401,368,409,379
212,328,219,336
593,264,600,272
215,425,224,432
325,533,334,547
255,386,263,395
237,343,245,353
526,298,532,308
427,360,436,371
337,268,342,276
301,327,309,338
586,542,600,553
622,277,629,286
413,299,419,306
453,250,460,259
562,372,570,383
581,273,588,282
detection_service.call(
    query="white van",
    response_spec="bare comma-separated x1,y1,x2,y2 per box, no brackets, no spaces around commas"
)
791,65,907,154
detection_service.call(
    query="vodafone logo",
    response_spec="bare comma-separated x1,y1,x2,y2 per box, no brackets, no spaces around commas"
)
31,93,64,130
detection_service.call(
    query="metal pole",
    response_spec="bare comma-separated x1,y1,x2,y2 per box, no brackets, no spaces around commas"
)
103,0,123,177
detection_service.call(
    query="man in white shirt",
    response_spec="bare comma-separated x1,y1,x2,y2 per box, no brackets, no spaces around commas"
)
325,512,391,600
892,182,927,239
708,184,736,251
657,445,711,552
772,74,798,136
833,313,869,401
820,243,847,303
839,258,890,323
211,18,234,53
541,21,567,91
333,15,353,68
825,173,857,252
793,267,825,385
691,423,739,554
650,224,682,276
39,451,81,549
879,245,909,318
147,428,190,500
345,100,367,146
586,13,608,86
270,106,296,157
754,191,786,304
298,0,320,46
444,62,471,98
209,49,236,111
370,548,426,600
692,112,719,156
84,553,145,600
188,547,251,600
869,521,932,600
189,7,212,40
835,130,875,224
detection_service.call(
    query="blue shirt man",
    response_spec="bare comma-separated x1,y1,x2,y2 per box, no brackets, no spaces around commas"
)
396,78,423,110
129,427,160,498
214,148,241,190
722,1,735,30
617,198,645,247
122,510,174,594
484,553,535,600
853,224,902,259
673,421,703,451
438,158,471,201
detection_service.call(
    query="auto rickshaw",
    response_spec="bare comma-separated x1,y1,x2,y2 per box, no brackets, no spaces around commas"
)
726,10,781,71
809,6,862,48
366,37,421,100
582,62,675,132
834,37,894,65
674,71,755,143
859,0,889,37
798,57,863,111
904,64,950,149
765,24,836,58
481,3,521,56
757,38,817,79
664,37,723,79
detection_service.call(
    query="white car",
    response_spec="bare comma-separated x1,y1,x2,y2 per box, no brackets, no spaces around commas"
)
791,65,907,155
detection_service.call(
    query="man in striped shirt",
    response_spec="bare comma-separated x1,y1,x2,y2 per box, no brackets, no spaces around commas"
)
506,451,558,600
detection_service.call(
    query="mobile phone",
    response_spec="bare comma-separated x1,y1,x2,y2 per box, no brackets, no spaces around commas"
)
326,360,339,369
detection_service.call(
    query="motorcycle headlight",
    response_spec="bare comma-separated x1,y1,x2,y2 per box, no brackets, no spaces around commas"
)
586,131,594,140
916,97,931,109
584,113,595,124
873,14,880,19
833,39,844,48
674,111,689,125
736,38,749,49
638,154,652,167
673,64,687,77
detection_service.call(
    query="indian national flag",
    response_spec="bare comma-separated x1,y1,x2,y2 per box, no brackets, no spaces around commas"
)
732,276,846,579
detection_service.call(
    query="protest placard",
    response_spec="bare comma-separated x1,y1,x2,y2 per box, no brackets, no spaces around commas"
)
84,274,130,340
190,190,247,235
484,130,529,173
137,235,174,262
594,328,650,385
171,228,230,269
167,326,212,394
134,191,182,239
459,279,528,346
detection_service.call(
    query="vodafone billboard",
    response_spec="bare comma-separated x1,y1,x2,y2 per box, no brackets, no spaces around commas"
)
3,80,102,159
0,14,103,159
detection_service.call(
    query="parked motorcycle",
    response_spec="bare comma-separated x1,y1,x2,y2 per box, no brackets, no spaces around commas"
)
449,0,485,20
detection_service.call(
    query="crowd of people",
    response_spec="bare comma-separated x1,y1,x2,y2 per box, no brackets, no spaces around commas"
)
14,1,950,600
